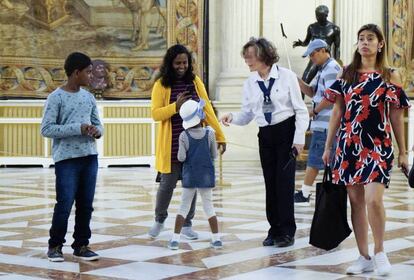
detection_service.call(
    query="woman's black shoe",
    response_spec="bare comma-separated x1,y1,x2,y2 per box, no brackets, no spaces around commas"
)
262,236,275,246
274,235,294,247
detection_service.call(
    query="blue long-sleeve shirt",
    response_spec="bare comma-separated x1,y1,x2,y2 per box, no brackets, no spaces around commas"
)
40,88,103,163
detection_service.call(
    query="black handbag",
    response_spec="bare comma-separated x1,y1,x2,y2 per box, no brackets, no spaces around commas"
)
408,160,414,188
309,166,352,250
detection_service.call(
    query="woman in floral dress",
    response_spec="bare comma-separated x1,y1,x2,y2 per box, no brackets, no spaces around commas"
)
322,24,409,276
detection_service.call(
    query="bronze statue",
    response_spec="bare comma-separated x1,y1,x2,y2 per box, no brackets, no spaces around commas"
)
293,5,340,83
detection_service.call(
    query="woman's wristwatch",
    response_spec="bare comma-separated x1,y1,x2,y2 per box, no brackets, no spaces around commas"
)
313,108,319,115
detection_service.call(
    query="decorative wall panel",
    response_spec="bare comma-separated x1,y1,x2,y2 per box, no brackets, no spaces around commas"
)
0,0,204,99
388,0,414,95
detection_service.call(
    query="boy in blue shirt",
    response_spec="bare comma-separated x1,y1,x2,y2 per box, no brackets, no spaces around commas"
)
168,99,222,250
41,52,103,262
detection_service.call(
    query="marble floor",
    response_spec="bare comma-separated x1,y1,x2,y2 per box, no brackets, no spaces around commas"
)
0,165,413,279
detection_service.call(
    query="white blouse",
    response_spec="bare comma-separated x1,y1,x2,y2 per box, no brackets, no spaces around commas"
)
232,64,309,144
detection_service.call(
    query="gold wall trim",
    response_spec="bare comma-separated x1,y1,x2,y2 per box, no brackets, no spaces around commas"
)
0,101,156,163
259,0,263,37
0,106,43,118
104,123,152,157
104,107,151,118
0,124,44,157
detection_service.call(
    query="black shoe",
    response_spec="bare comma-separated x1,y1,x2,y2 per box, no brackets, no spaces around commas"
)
294,191,311,206
47,245,64,262
73,246,100,261
274,235,294,247
262,236,275,246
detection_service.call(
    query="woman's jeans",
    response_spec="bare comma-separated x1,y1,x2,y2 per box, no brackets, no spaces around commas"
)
48,155,98,249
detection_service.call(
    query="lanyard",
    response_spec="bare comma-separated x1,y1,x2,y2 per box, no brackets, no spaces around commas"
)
257,78,275,101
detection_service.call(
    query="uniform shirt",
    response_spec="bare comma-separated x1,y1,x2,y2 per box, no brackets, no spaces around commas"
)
40,88,103,163
231,64,309,144
310,58,341,131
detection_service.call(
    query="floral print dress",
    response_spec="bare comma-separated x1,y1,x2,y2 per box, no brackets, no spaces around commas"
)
325,71,410,186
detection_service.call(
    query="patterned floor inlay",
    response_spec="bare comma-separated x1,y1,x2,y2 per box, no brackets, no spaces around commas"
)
0,166,413,279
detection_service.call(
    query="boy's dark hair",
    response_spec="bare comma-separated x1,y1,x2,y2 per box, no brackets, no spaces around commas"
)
157,44,195,87
64,52,92,77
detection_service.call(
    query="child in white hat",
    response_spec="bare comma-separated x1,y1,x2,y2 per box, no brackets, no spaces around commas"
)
168,99,222,250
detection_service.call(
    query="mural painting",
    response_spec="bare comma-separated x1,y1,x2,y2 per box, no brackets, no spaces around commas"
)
0,0,204,98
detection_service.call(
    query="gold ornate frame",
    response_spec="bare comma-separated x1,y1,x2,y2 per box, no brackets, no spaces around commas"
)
0,0,204,99
387,0,414,95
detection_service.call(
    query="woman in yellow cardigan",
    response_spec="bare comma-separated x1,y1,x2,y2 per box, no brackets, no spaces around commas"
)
148,44,226,238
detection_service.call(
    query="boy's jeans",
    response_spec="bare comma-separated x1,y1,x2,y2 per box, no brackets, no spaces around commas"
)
48,155,98,249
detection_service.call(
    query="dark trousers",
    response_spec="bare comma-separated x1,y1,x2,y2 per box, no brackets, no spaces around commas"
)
258,117,296,238
155,162,196,227
48,155,98,249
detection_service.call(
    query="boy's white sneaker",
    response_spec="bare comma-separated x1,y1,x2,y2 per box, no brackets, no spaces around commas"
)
374,252,391,276
346,255,374,274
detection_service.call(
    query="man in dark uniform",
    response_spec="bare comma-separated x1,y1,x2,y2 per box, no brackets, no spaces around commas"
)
293,5,341,83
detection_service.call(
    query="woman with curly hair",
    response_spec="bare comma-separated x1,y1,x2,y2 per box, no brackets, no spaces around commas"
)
220,37,309,248
148,44,226,239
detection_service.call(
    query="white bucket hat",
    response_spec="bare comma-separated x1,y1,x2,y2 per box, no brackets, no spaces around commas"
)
179,99,206,129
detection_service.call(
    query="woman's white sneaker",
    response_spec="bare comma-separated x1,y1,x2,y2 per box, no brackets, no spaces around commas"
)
374,252,391,276
346,256,374,274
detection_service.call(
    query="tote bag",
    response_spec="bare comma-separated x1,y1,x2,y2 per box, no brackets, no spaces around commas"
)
309,166,352,250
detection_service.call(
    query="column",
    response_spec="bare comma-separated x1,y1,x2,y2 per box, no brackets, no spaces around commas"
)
335,0,383,65
214,0,260,102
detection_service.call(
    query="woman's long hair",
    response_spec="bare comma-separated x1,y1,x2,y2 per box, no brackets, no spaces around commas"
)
342,24,390,84
156,44,195,87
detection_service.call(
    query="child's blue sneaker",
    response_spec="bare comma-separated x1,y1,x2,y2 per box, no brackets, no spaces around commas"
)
210,240,223,249
168,240,179,250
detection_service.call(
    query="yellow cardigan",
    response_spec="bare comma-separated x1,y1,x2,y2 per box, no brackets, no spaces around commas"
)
151,75,226,173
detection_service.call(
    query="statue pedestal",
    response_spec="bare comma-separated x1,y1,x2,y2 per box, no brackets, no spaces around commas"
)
24,0,69,30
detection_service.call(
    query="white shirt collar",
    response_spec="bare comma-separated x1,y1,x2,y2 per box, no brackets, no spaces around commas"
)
252,64,280,82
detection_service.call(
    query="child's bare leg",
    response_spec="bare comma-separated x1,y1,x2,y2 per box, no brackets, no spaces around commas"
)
208,216,218,233
174,214,185,234
169,214,185,249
